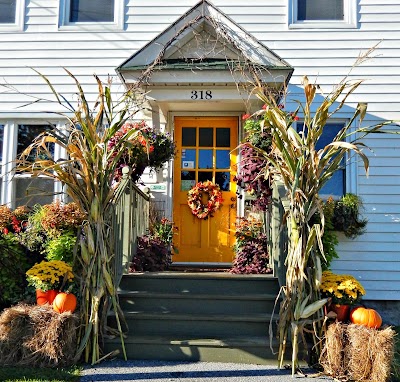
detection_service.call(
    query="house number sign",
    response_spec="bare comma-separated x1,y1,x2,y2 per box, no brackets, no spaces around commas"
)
190,90,213,100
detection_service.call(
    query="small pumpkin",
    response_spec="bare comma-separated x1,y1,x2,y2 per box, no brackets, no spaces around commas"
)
36,289,58,306
53,292,77,313
350,306,382,329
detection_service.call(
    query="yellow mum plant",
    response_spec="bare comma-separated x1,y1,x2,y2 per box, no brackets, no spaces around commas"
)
26,260,74,292
321,271,366,305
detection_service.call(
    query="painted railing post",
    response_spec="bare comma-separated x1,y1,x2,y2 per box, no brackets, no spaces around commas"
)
112,167,151,284
271,182,289,287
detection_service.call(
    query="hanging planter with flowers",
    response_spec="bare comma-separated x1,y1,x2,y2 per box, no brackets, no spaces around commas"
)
187,180,223,220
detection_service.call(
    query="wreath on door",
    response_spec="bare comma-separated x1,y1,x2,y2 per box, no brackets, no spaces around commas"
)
187,180,223,220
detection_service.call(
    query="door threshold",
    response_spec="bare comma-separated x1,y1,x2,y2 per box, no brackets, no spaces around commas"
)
169,262,232,272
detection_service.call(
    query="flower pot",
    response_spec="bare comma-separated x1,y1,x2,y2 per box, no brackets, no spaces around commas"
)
325,303,351,322
36,289,58,305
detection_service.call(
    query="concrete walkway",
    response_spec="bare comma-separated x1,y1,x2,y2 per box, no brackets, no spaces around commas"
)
80,360,334,382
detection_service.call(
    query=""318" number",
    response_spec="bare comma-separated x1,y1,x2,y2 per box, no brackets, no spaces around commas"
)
191,90,212,100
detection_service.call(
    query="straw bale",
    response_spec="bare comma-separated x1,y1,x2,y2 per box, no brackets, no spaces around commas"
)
346,324,395,382
0,303,79,367
320,322,395,382
319,321,348,380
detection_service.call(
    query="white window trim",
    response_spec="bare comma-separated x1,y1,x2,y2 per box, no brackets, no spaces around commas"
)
58,0,124,31
288,0,357,29
0,0,25,32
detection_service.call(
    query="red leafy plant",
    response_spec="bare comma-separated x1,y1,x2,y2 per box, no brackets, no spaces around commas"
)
230,216,272,274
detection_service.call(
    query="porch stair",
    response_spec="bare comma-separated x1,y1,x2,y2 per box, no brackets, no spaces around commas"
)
105,272,283,364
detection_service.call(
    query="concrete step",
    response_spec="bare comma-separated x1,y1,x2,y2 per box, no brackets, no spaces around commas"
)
104,335,281,364
109,311,276,337
106,271,282,364
118,291,279,315
119,272,280,296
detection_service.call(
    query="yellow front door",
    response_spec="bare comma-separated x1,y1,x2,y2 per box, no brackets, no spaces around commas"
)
173,116,238,263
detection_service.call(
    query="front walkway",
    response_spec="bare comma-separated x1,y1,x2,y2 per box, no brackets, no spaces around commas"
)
81,360,333,382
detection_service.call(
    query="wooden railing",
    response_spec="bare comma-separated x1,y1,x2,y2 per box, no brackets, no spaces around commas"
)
111,168,150,284
270,182,289,287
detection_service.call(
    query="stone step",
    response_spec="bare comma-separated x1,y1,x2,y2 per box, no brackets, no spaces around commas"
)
104,335,281,364
118,291,279,315
109,311,276,337
105,271,282,364
119,272,280,296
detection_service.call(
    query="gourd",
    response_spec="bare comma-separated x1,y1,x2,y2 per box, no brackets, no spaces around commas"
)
53,292,77,313
350,306,382,329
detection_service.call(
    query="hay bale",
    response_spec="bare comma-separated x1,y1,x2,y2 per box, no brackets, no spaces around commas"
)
346,324,395,382
319,321,348,380
320,322,396,382
0,303,79,367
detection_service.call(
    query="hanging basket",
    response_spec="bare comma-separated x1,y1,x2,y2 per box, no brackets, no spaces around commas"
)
187,181,223,220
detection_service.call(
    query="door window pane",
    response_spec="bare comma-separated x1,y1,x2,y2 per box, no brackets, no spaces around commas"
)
199,128,213,147
181,171,195,191
70,0,114,22
182,127,196,147
198,171,213,183
216,128,230,147
216,150,230,169
298,0,343,20
0,0,16,23
199,149,213,169
215,172,230,191
181,149,196,169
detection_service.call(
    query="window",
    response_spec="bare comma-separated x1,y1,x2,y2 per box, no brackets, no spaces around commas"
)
0,0,24,31
0,0,16,24
0,125,4,200
0,122,62,208
60,0,123,30
15,124,56,207
69,0,114,22
298,122,346,198
289,0,356,29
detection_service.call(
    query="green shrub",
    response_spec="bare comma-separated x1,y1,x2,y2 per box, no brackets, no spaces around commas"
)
0,235,31,309
44,231,77,263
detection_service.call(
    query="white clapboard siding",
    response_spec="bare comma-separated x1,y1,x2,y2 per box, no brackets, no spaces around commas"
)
0,0,399,300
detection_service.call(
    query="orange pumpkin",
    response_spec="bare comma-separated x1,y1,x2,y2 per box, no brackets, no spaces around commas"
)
53,292,77,313
350,306,382,329
36,289,58,306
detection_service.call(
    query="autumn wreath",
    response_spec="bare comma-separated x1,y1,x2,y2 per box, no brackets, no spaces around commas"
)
187,180,223,219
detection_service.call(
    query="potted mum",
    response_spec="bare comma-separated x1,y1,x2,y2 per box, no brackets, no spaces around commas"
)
26,260,74,305
321,271,366,321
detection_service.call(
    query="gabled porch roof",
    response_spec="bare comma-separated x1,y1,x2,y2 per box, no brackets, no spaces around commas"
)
116,0,293,90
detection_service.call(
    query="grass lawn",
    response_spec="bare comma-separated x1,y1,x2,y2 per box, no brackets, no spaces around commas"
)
0,365,81,382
